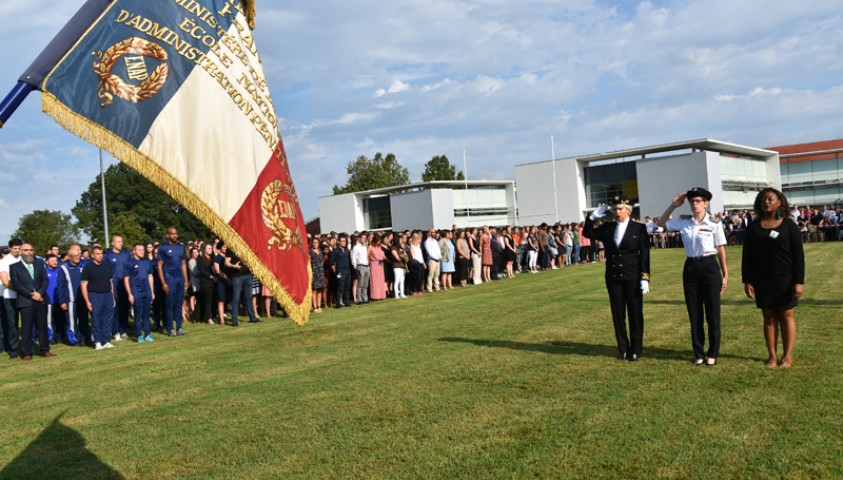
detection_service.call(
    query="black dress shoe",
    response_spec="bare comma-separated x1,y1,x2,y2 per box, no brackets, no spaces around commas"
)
628,354,639,362
617,352,627,360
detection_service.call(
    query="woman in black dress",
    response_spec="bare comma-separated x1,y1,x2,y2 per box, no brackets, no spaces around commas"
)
742,188,805,368
310,237,326,313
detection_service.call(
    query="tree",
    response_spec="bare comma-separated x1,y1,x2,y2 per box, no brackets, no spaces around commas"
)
421,155,464,182
10,210,80,253
72,163,213,244
332,152,410,194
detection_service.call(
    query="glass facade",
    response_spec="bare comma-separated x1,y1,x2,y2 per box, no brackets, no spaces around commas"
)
781,153,843,205
363,195,392,230
584,162,638,208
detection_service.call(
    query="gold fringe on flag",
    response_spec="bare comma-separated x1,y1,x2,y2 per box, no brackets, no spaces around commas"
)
242,0,257,29
42,92,312,326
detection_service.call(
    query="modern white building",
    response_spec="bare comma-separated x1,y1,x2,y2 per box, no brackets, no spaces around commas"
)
769,139,843,206
515,139,781,224
318,180,517,233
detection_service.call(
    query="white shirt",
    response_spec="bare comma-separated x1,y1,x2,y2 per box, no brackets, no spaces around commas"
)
424,237,442,261
614,219,630,248
351,243,369,268
666,216,727,258
410,245,424,263
0,254,21,299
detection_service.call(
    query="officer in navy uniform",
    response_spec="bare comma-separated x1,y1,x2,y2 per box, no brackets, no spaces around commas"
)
656,187,728,366
583,195,651,361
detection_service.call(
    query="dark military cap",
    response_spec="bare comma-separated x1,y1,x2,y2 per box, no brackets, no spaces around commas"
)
686,187,712,201
609,195,632,206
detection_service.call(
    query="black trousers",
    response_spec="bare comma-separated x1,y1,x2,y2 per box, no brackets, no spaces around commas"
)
606,280,644,356
683,256,721,359
18,302,49,357
199,286,214,322
335,269,351,306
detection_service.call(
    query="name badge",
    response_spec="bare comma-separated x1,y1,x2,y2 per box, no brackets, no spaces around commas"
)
769,230,779,240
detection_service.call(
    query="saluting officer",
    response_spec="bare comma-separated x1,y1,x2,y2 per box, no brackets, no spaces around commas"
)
583,195,651,361
656,188,728,366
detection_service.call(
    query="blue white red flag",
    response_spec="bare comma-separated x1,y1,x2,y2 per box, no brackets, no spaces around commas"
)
20,0,311,325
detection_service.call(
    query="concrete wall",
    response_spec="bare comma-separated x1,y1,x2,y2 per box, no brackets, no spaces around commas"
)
516,157,586,225
636,151,710,219
318,193,363,233
390,189,454,231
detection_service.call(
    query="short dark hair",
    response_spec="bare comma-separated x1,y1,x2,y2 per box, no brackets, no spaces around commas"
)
45,253,57,260
9,238,23,247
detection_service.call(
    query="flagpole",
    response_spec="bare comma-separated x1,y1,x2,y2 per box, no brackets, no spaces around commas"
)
0,82,34,128
551,136,559,223
463,149,470,227
100,148,109,243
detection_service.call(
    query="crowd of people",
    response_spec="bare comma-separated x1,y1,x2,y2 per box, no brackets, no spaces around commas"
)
0,192,822,365
0,227,280,361
308,223,610,311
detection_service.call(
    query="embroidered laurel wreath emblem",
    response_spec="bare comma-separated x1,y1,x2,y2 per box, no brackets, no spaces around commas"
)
261,180,304,251
93,37,169,108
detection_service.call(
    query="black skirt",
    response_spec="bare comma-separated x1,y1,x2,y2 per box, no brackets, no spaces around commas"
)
754,275,798,310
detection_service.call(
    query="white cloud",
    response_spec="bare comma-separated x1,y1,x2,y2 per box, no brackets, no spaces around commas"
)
1,0,843,229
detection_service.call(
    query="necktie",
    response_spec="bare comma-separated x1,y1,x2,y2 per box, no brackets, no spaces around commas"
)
25,262,34,279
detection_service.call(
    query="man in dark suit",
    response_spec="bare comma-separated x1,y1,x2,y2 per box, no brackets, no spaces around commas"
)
10,243,52,360
583,196,651,361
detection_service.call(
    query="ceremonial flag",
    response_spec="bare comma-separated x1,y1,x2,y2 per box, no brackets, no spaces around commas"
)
14,0,311,325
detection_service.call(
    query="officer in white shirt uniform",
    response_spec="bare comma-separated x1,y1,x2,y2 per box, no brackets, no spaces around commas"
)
657,187,729,366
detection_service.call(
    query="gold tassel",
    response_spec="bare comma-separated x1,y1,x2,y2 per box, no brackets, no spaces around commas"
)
242,0,257,29
42,93,311,325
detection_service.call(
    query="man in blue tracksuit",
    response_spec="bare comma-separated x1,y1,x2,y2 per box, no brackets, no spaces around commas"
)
104,235,132,340
55,245,90,346
124,243,154,343
157,227,188,337
44,253,60,344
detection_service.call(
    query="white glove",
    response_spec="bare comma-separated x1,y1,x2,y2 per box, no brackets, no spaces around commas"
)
590,203,609,220
640,280,650,295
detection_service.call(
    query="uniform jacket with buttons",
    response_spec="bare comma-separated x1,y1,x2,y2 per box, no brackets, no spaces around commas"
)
583,217,650,283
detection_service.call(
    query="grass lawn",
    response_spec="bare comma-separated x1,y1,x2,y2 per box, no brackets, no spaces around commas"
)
0,244,841,479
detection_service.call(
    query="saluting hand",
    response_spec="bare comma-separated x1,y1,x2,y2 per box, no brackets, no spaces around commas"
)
590,203,609,220
671,192,686,208
744,283,755,299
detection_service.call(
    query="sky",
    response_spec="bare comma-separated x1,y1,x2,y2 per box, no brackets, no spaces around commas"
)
0,0,842,242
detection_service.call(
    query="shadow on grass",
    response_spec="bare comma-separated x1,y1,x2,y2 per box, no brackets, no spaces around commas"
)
439,337,763,362
0,413,124,480
646,299,752,306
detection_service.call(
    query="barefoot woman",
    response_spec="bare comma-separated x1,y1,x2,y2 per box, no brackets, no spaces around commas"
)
742,188,805,368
